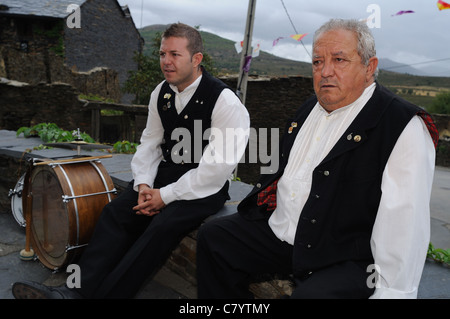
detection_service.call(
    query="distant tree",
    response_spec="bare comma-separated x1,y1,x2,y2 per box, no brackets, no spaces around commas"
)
123,31,216,105
427,91,450,114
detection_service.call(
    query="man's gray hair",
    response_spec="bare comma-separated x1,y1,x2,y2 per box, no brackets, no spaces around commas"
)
313,19,378,79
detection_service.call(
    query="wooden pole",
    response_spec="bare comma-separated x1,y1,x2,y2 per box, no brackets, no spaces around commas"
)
236,0,257,106
234,0,256,180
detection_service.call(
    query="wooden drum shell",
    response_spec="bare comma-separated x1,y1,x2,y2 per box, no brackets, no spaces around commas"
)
26,159,116,270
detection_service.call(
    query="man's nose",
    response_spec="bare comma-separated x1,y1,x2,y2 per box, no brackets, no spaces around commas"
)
321,60,335,77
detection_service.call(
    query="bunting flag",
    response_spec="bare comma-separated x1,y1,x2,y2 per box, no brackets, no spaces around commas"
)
290,33,308,41
242,55,252,73
234,41,243,54
437,0,450,10
273,34,308,46
273,37,285,46
235,41,260,58
391,10,415,16
252,43,260,58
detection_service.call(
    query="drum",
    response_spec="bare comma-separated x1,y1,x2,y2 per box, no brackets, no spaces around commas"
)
9,173,26,227
26,157,116,270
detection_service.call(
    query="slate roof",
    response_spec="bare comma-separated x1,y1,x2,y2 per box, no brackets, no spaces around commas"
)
0,0,87,19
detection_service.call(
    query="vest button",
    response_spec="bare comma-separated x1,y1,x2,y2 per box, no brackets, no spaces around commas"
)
256,183,262,188
307,244,312,249
310,219,317,224
323,170,330,176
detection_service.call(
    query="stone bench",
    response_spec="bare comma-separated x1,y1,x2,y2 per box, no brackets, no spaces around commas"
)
163,181,294,299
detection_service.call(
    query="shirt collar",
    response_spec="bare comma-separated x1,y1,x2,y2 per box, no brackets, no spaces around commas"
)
318,82,377,116
169,75,203,95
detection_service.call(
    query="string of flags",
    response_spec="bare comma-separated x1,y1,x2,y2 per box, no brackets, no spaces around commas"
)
391,10,414,16
272,34,308,47
234,41,261,57
392,0,450,16
235,0,449,73
234,33,307,57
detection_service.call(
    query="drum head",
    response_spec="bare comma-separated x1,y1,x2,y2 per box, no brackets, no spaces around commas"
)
10,174,26,227
30,166,69,269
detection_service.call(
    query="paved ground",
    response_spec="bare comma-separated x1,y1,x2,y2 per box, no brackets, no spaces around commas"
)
0,130,448,299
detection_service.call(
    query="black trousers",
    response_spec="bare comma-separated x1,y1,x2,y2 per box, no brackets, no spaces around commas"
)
75,181,228,298
196,213,374,299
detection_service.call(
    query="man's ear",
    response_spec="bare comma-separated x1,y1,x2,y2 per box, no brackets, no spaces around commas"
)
366,56,378,81
192,52,203,68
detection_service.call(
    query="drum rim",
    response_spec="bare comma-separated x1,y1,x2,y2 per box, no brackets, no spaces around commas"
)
28,165,70,270
25,159,116,270
10,173,26,227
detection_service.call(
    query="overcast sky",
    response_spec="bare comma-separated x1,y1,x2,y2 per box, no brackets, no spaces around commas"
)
118,0,450,76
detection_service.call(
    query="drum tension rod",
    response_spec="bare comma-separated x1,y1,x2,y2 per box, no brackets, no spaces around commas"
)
66,243,88,252
62,189,118,203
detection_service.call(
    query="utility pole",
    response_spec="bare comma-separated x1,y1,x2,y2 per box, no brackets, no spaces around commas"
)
234,0,256,180
236,0,257,105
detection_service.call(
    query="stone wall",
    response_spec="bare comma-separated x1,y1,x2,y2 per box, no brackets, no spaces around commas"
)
0,0,143,103
222,76,315,184
1,74,449,184
63,0,143,103
0,46,121,102
0,79,91,133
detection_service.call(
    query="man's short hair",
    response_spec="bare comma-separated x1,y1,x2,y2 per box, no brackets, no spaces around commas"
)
313,19,378,78
162,23,204,57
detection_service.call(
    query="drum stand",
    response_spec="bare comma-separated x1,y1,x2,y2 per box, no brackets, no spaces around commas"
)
20,163,34,261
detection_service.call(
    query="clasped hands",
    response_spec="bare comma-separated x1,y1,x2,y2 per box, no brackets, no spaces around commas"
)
133,184,166,216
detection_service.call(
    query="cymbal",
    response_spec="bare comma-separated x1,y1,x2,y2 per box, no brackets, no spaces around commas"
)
43,141,113,150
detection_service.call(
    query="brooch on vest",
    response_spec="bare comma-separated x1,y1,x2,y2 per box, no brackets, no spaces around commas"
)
162,93,172,111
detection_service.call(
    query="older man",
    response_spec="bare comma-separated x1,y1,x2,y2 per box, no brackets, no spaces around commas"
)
196,19,438,299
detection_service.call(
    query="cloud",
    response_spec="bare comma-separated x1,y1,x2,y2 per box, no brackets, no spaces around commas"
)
119,0,450,76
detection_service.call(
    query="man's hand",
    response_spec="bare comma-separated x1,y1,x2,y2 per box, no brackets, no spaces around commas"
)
134,184,166,216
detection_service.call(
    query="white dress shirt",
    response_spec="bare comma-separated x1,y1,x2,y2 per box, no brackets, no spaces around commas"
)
131,75,250,205
269,83,435,298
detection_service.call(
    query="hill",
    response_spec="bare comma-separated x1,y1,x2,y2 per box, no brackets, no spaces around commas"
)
139,25,450,108
139,24,312,77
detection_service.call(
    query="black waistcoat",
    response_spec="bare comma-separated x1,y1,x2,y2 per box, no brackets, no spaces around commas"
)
153,69,229,188
238,84,434,277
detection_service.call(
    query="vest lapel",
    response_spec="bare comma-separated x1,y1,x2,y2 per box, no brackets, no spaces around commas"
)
319,84,393,165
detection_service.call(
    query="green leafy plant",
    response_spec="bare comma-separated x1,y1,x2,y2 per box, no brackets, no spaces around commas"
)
112,140,138,154
16,123,95,143
427,242,450,266
16,123,139,154
427,91,450,114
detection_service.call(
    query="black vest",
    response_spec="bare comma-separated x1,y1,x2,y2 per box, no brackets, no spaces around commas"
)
238,84,435,277
153,68,229,188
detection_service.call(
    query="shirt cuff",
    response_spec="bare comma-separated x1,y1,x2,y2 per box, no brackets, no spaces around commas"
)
159,184,176,205
369,287,418,299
